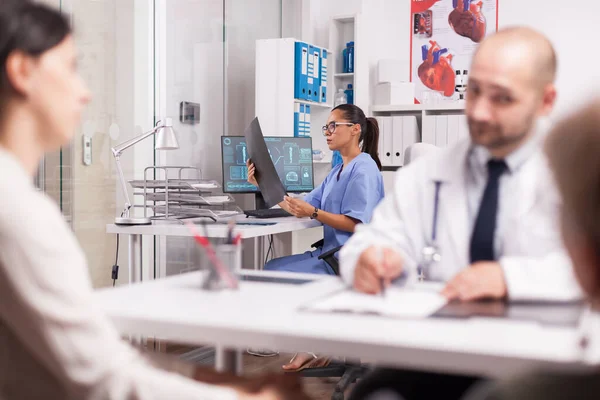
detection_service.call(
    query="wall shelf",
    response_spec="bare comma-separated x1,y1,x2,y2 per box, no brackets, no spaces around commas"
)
294,99,332,109
334,73,354,79
332,15,356,23
372,104,423,112
371,103,465,113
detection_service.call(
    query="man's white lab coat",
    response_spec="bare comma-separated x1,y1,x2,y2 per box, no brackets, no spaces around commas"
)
340,138,582,302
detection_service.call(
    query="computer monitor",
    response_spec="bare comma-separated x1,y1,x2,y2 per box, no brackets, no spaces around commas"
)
221,136,314,195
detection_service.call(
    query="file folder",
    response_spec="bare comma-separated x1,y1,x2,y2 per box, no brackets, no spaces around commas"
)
435,116,448,148
392,116,404,166
295,42,309,100
458,115,469,140
311,46,321,102
305,105,311,136
294,104,299,138
307,44,316,101
446,115,460,147
375,117,385,165
299,104,306,137
422,115,436,145
382,117,393,167
320,49,328,103
402,116,420,163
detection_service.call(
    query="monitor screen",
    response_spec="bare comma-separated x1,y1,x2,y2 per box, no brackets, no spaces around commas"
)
221,136,314,194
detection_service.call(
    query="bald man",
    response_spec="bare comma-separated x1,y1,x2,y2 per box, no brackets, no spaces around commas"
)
462,100,600,400
341,27,582,400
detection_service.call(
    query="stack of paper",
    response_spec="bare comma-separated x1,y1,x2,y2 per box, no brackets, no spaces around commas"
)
305,288,447,319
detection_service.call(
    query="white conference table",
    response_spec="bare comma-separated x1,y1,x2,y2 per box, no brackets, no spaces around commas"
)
95,270,585,378
107,216,321,284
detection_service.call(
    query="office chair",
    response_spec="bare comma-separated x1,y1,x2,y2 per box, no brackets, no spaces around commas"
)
290,240,370,400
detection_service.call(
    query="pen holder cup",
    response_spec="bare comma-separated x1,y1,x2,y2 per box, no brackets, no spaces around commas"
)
201,244,242,291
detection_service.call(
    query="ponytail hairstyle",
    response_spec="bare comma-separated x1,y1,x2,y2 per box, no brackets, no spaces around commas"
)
332,104,382,170
0,1,71,105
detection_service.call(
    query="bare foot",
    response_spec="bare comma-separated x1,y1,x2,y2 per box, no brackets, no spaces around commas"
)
282,352,330,371
282,352,316,371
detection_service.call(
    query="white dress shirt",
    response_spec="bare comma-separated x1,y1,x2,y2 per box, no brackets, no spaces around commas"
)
340,131,582,301
466,130,541,258
0,148,237,400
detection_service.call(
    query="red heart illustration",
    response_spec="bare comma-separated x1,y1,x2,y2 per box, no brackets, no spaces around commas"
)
448,0,486,43
418,41,456,97
411,0,442,14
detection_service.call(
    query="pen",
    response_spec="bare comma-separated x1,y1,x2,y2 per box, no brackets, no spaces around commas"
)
226,218,236,244
377,247,386,298
233,233,242,246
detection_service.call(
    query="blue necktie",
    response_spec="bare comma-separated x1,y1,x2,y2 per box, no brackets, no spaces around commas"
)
469,159,508,263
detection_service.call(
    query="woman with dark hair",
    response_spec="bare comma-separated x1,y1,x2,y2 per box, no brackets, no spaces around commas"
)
247,104,385,276
0,2,306,399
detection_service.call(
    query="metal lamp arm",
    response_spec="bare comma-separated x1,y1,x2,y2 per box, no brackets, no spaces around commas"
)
112,123,161,156
111,123,161,217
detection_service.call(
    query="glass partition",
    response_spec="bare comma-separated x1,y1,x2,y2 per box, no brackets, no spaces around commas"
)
37,0,284,285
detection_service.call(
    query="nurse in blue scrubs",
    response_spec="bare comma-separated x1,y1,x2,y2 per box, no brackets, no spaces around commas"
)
247,104,385,275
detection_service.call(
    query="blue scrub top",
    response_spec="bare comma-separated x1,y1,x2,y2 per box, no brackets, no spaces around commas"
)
304,153,384,253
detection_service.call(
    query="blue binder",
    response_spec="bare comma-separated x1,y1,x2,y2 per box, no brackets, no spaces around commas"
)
304,105,311,137
320,49,328,103
307,45,316,102
299,104,306,137
294,103,301,137
311,46,321,102
295,42,309,100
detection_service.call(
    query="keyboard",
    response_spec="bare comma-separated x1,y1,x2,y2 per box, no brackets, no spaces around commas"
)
243,208,292,219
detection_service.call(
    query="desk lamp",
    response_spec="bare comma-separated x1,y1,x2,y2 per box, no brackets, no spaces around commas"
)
111,118,179,225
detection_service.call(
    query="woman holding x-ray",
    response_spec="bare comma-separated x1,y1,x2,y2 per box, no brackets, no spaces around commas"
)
247,104,385,276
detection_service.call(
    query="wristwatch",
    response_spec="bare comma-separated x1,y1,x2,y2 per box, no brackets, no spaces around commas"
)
310,207,319,219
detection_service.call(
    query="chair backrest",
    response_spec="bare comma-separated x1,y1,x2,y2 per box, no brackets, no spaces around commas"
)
403,142,440,165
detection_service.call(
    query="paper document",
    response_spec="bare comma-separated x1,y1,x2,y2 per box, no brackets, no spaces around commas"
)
305,287,448,319
202,196,231,204
191,183,219,190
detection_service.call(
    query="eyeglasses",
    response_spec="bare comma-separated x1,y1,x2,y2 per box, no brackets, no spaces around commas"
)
322,121,355,136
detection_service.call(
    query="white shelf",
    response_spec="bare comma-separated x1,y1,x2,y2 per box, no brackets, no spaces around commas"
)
313,159,332,164
294,99,332,109
332,15,356,23
372,103,465,113
424,103,466,111
372,104,423,112
334,73,354,79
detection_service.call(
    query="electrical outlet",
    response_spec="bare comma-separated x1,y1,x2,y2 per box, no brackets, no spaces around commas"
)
180,101,200,125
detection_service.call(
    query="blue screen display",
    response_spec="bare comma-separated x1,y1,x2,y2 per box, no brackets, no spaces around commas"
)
221,136,314,194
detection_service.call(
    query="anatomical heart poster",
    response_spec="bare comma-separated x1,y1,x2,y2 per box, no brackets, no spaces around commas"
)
410,0,498,103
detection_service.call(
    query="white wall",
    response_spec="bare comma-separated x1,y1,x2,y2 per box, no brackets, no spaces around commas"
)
305,0,600,195
311,0,600,119
498,1,600,118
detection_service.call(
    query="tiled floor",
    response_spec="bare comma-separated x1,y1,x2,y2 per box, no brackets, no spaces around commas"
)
166,344,354,399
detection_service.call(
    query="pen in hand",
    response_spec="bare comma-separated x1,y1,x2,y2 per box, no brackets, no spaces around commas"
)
377,247,386,298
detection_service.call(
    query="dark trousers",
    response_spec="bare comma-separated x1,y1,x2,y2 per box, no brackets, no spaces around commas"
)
348,368,484,400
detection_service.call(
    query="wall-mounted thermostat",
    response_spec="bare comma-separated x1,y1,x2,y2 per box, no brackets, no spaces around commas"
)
180,101,200,125
83,135,92,166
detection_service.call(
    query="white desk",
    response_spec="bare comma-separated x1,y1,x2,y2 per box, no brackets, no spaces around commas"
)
95,270,584,377
106,216,321,284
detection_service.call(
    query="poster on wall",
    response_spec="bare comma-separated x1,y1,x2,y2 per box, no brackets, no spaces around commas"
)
410,0,498,104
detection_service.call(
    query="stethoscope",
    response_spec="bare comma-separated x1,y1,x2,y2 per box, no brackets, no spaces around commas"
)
417,181,443,282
